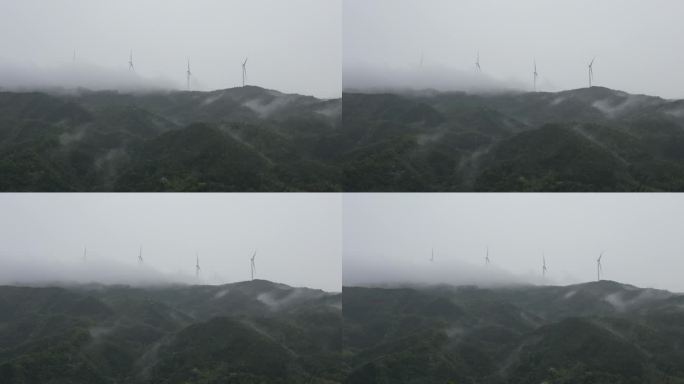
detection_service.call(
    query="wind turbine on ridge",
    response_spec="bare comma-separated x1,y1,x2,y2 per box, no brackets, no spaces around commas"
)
128,50,134,71
138,245,143,265
186,58,192,91
533,58,539,92
430,247,434,262
596,251,604,281
542,252,548,277
242,57,248,87
588,57,595,87
475,51,481,72
250,249,257,280
195,252,201,279
485,246,490,264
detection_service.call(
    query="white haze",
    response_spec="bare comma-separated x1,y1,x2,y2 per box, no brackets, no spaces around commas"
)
344,64,526,94
343,194,684,293
344,0,684,98
343,255,537,288
0,61,176,93
0,0,341,98
0,194,342,291
0,255,186,287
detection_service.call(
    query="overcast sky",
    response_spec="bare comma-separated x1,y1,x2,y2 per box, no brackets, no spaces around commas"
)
0,194,342,291
0,0,341,98
344,194,684,293
344,0,684,98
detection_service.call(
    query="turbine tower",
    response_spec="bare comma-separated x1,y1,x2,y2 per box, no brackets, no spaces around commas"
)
195,252,201,278
242,57,248,87
596,251,604,281
533,59,539,92
83,246,87,262
588,57,595,87
128,50,134,71
430,247,434,262
186,59,192,91
138,245,143,265
475,51,481,72
485,246,490,264
542,252,548,277
250,249,257,280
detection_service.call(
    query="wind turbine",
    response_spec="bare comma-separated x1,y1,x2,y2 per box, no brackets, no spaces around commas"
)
485,246,490,264
83,246,87,262
542,252,548,277
430,248,434,262
533,58,539,92
250,249,257,280
138,245,143,265
186,59,192,91
475,51,481,72
195,252,201,278
242,57,248,87
128,50,134,71
588,57,595,87
596,251,604,281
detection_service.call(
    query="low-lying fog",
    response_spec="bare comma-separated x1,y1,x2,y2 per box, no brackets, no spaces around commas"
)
343,194,684,293
343,64,527,94
0,194,342,291
0,61,177,93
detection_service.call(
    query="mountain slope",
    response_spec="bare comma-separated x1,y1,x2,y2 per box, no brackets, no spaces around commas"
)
343,281,684,383
0,280,342,384
5,86,684,191
0,87,341,191
343,87,684,191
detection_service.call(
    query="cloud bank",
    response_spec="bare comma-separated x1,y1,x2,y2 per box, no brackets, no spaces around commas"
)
0,60,178,93
343,253,551,288
0,253,195,287
344,63,526,94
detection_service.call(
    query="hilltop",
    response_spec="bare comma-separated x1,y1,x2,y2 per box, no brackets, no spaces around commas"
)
0,279,343,383
343,87,684,191
343,280,684,383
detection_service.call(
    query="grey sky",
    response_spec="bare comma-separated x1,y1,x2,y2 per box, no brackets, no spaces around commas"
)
0,193,342,291
0,0,341,98
344,194,684,293
344,0,684,98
